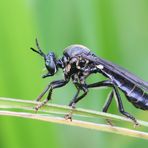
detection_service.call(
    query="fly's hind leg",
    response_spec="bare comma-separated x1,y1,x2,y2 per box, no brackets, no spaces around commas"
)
88,80,139,126
113,86,139,126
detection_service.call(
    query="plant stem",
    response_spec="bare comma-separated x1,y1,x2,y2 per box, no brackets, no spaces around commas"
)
0,97,148,139
0,97,148,127
0,110,148,140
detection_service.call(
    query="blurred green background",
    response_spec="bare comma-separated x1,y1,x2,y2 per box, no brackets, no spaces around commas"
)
0,0,148,147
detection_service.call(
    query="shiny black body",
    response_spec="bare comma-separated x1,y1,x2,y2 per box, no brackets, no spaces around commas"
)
81,53,148,110
31,39,148,125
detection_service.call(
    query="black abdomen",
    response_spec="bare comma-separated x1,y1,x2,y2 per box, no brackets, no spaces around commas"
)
111,72,148,110
117,77,148,110
123,85,148,110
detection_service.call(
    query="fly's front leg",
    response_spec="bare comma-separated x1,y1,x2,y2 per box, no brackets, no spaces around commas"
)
35,79,69,111
36,85,51,101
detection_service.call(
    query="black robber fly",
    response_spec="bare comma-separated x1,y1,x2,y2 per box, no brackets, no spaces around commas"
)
31,39,148,125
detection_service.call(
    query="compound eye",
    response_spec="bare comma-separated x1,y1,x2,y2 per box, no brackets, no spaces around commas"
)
46,60,50,65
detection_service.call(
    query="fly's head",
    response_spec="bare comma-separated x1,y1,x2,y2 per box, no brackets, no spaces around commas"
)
43,52,57,77
31,39,58,78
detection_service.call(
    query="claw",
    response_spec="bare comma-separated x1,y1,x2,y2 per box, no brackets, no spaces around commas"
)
34,101,47,112
64,113,73,121
64,105,75,121
34,104,41,112
133,121,140,128
71,103,76,109
106,119,114,126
